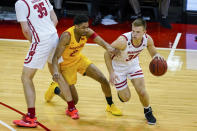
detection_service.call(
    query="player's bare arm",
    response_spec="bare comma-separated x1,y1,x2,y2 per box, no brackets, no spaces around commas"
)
104,35,127,85
147,35,163,60
86,28,116,54
104,51,119,85
50,10,58,27
111,36,127,50
20,22,32,43
52,32,71,81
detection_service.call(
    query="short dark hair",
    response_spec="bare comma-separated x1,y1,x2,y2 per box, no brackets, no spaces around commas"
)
132,18,147,30
73,15,89,25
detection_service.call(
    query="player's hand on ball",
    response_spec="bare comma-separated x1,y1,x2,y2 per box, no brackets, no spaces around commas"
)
153,53,164,61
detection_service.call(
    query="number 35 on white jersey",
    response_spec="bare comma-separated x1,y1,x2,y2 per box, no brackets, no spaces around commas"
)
15,0,57,42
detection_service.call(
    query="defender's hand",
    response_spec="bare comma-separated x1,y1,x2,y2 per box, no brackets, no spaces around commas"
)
52,72,60,82
109,72,119,86
107,46,119,56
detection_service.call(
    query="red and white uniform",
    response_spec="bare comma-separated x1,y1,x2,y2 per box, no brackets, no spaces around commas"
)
15,0,59,69
112,32,148,90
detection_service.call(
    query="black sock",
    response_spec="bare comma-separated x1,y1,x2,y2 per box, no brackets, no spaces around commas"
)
54,87,61,94
106,96,113,106
144,107,151,114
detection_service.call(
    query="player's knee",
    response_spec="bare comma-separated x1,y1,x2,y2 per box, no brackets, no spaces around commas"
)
118,92,130,102
21,72,32,83
119,95,130,102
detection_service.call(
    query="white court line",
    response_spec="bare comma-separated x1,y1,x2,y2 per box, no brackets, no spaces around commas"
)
0,120,16,131
3,37,197,52
167,33,182,61
0,38,28,42
158,47,197,52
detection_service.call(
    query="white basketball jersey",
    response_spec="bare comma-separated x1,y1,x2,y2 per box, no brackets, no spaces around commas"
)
15,0,57,42
112,32,148,68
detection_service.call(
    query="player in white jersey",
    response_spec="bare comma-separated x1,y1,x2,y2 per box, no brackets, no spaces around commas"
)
104,18,164,125
13,0,74,128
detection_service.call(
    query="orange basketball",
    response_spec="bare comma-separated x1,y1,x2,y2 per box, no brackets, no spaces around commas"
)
149,57,167,76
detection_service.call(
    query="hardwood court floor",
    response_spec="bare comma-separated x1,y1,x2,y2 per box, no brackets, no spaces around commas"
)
0,40,197,131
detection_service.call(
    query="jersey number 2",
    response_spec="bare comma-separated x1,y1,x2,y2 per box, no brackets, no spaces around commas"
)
33,2,48,18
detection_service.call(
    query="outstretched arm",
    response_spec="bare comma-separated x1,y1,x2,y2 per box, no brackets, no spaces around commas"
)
87,28,115,53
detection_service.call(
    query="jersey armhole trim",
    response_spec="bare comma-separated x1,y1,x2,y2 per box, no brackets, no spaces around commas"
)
120,35,128,41
21,0,30,18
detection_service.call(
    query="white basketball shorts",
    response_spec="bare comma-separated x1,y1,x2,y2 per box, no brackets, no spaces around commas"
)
24,33,61,69
113,60,144,91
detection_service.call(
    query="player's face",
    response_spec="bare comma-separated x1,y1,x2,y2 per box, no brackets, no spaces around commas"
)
132,25,146,40
76,22,89,36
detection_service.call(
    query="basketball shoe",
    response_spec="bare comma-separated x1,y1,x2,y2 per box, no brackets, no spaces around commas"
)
13,114,37,128
45,82,59,102
144,107,156,125
66,109,79,119
106,104,122,116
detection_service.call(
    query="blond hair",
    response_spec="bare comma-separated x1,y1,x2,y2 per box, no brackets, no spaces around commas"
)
132,18,147,30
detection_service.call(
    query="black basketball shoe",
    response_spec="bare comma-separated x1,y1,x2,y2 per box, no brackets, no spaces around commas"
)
144,107,156,125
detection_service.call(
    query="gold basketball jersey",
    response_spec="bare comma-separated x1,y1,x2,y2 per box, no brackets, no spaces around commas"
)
60,26,88,67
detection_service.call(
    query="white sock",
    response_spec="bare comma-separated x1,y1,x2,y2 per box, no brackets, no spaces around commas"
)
144,106,150,109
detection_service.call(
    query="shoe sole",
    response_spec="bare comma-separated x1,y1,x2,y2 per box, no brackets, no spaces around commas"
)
16,125,37,128
106,110,122,116
13,122,37,128
145,116,156,125
147,122,156,125
66,112,79,119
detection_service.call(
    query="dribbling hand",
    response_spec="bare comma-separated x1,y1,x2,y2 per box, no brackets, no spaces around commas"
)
153,53,164,61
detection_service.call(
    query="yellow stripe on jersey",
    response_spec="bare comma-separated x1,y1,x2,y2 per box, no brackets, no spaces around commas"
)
60,26,88,67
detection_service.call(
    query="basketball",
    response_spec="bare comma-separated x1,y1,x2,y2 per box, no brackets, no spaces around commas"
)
149,57,167,76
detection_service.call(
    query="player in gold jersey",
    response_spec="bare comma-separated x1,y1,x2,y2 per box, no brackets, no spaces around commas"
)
45,15,122,119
